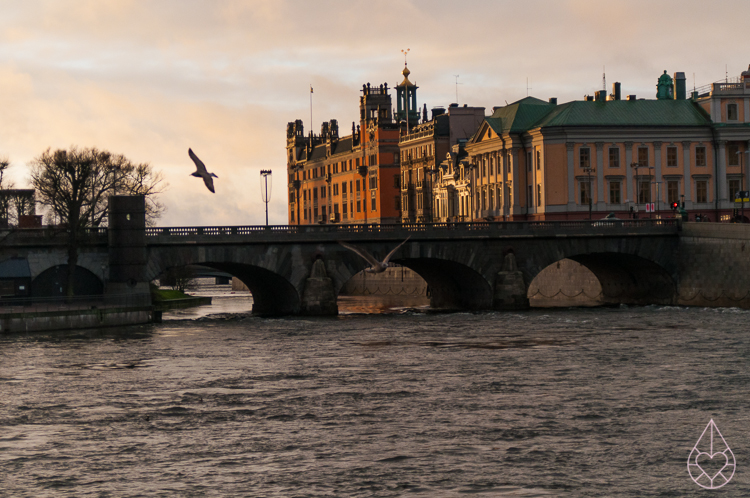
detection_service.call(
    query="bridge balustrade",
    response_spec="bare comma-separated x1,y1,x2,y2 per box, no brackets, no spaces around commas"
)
144,219,678,238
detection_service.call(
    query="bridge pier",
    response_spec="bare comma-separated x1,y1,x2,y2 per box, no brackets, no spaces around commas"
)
493,252,530,311
300,259,338,316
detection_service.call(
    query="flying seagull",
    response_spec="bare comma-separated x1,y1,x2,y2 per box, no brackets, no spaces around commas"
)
338,236,411,273
188,148,218,193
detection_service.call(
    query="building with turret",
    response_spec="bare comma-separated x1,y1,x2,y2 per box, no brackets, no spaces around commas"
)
286,82,401,225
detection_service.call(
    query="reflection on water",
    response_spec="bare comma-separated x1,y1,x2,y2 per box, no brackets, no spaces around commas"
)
338,295,431,314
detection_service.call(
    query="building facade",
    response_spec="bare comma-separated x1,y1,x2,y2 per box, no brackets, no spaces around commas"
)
286,82,401,225
461,67,750,222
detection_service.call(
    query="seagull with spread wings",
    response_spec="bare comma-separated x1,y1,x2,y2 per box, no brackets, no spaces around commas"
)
188,148,219,193
338,236,411,273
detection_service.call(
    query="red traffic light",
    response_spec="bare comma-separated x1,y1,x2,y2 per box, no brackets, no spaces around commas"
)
671,202,678,209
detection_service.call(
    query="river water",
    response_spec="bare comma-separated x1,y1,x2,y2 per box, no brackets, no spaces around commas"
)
2,288,750,497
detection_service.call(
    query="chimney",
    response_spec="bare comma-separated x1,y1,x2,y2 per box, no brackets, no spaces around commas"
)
549,97,557,105
595,90,607,101
674,72,686,100
627,95,637,101
612,82,621,100
585,95,594,101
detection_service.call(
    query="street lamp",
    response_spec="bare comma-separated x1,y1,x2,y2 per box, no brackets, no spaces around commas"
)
737,150,747,223
630,162,639,219
260,169,272,227
583,166,595,220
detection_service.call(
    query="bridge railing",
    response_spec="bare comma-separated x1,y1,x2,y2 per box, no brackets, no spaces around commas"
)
146,218,678,237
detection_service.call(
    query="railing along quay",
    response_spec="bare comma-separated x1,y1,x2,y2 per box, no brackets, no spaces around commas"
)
145,219,679,238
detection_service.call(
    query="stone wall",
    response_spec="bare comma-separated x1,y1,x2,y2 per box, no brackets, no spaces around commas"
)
0,306,154,335
676,222,750,308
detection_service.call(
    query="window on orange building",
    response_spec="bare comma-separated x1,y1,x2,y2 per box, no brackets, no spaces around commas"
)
667,180,679,205
728,103,738,121
728,143,740,166
579,148,591,170
609,147,620,168
696,180,708,203
580,181,591,205
638,147,648,167
609,181,621,204
696,146,706,167
536,151,541,171
667,146,678,167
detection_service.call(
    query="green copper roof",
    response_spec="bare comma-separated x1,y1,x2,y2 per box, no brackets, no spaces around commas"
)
534,99,711,128
486,97,556,134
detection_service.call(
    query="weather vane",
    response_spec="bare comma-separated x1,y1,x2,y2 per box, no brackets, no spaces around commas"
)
401,48,410,66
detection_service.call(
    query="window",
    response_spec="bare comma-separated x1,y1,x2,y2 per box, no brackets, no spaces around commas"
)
527,185,533,208
343,202,348,214
357,200,361,212
728,103,738,121
667,146,678,167
356,180,360,192
608,147,620,168
667,180,679,205
580,181,590,205
696,180,708,203
729,179,740,201
395,196,400,211
496,185,502,208
579,148,591,170
609,181,621,204
638,147,648,167
696,146,707,167
527,151,532,172
489,157,494,176
394,174,400,188
536,184,542,207
313,189,318,200
536,150,541,171
320,186,326,199
342,182,347,194
638,181,650,204
728,143,740,166
291,211,295,222
371,192,376,211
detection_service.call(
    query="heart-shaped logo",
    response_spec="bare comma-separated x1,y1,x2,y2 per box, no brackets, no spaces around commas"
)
688,419,736,489
695,451,729,481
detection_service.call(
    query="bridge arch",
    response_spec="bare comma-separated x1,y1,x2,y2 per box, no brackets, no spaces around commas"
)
32,264,103,298
525,252,677,307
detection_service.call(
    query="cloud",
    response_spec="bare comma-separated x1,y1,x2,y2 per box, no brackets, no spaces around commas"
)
1,0,749,225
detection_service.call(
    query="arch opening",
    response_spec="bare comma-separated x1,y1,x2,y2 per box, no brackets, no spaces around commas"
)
154,262,300,316
32,264,104,298
528,253,676,307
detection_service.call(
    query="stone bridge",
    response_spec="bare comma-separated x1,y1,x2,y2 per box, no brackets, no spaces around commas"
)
0,194,686,315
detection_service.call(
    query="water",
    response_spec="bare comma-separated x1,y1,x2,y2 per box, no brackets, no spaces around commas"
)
2,293,750,496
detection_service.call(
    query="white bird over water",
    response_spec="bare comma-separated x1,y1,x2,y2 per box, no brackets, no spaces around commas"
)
338,236,411,273
188,148,218,193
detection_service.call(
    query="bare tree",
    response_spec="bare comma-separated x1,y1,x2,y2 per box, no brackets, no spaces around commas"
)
30,146,168,298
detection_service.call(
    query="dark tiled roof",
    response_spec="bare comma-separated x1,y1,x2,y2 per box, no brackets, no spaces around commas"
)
487,97,556,134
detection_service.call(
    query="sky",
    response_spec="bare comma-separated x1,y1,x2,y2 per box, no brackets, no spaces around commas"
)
1,0,749,226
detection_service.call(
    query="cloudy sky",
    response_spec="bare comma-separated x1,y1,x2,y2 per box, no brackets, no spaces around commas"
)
2,0,749,226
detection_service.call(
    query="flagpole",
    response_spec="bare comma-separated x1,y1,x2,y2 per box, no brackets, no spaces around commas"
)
310,85,313,133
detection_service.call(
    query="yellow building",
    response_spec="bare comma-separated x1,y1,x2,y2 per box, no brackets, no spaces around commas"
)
462,68,750,222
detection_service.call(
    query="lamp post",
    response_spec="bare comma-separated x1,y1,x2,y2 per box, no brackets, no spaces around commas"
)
260,169,272,227
738,150,747,223
583,166,595,220
630,162,639,219
653,180,662,219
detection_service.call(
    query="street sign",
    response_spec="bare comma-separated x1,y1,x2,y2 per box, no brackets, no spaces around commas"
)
645,203,655,212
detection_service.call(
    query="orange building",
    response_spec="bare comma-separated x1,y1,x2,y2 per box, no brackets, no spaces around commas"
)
286,82,401,225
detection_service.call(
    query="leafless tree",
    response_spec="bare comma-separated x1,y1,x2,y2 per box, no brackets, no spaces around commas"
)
29,146,168,298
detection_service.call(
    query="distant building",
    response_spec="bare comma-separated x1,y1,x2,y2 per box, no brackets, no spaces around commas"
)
462,67,750,222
